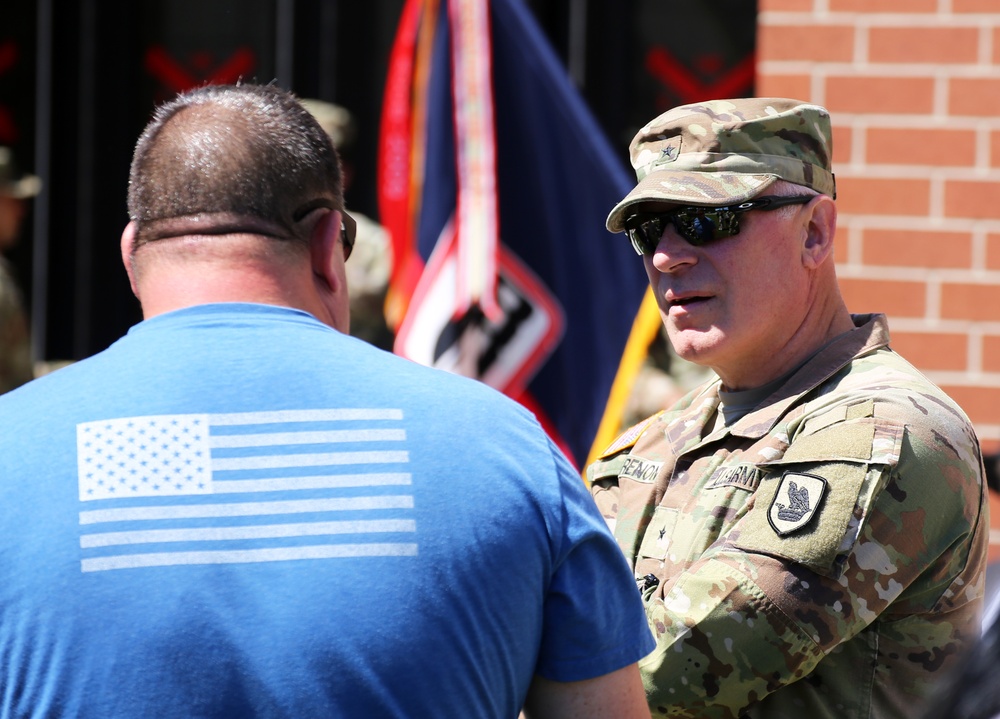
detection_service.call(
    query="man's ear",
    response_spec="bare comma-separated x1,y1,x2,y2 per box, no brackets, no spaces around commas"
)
121,221,140,298
308,208,345,293
801,195,837,269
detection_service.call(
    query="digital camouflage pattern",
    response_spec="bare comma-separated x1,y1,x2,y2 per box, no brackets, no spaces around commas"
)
589,314,989,719
606,98,836,233
0,258,32,394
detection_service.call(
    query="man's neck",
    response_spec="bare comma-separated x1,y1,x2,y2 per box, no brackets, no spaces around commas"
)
716,308,856,392
130,238,330,324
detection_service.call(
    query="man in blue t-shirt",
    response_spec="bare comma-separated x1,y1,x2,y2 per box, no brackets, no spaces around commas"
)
0,83,653,718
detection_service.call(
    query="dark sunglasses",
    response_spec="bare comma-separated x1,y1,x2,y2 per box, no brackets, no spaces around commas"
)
340,221,355,261
623,194,814,255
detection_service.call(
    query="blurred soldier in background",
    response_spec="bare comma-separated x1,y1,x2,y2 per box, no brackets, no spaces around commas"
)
621,329,715,429
301,98,394,350
0,145,40,393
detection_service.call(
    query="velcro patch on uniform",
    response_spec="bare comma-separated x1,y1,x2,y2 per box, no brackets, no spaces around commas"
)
768,472,827,536
779,421,875,463
706,463,763,492
845,399,875,421
732,459,871,577
637,506,678,561
619,455,662,484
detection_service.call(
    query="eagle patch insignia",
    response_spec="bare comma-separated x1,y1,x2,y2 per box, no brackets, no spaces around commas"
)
768,471,827,536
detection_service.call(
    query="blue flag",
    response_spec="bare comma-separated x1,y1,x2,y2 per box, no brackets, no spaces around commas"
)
379,0,650,469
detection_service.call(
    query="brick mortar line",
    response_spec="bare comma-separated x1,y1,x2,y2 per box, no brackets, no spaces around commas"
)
837,216,1000,230
878,317,1000,333
835,168,1000,178
924,372,1000,386
760,15,1000,27
838,214,1000,226
836,265,1000,281
972,423,1000,433
831,116,1000,128
760,61,1000,77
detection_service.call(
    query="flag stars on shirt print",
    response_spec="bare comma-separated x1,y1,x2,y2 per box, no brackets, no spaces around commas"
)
77,415,213,500
75,408,415,572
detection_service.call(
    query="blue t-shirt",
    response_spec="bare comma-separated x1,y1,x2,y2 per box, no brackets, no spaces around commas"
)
0,304,653,718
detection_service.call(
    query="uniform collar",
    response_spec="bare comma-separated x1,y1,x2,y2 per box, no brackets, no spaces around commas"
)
724,313,889,439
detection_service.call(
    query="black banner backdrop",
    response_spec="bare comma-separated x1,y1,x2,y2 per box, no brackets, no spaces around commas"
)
0,0,754,363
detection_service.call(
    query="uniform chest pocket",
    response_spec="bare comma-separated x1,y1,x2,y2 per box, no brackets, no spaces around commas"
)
637,506,680,561
730,416,904,578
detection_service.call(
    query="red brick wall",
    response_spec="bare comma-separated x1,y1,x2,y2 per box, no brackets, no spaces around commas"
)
757,1,1000,561
758,0,1000,457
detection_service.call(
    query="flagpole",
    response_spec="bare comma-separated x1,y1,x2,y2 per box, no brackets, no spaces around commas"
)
585,288,662,471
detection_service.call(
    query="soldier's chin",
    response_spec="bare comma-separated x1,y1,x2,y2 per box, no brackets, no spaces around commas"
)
665,328,722,366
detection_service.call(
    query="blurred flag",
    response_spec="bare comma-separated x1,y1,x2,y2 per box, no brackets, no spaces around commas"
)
378,0,652,469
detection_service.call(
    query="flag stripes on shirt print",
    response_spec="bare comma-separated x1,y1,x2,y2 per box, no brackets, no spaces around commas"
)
75,409,416,573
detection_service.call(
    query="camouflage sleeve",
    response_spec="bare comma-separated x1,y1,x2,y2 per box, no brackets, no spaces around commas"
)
638,409,986,717
589,413,666,537
589,457,625,531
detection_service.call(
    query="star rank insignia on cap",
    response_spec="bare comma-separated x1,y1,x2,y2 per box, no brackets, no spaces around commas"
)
658,139,681,163
768,471,827,536
659,137,681,162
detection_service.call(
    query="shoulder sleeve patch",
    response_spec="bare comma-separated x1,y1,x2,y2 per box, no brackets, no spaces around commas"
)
732,418,905,577
732,460,869,577
597,412,663,459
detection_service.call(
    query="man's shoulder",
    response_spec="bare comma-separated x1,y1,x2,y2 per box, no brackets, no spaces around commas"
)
833,346,972,425
591,379,719,468
796,347,981,477
596,413,664,459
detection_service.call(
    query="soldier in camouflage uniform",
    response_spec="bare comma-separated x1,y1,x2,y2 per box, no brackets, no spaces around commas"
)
301,99,394,351
0,146,39,393
589,98,989,718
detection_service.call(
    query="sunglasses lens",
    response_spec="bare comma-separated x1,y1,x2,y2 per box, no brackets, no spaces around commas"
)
671,209,741,246
340,221,354,261
676,212,715,246
625,205,746,254
626,216,663,255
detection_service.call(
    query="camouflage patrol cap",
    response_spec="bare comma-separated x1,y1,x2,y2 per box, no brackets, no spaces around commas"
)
300,99,356,151
606,98,836,233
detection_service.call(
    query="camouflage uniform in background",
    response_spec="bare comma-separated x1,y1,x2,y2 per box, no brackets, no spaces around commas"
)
344,210,393,350
0,254,32,394
589,313,989,718
0,146,38,394
301,99,394,351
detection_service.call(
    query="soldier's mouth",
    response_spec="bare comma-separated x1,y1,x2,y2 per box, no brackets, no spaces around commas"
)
669,295,711,308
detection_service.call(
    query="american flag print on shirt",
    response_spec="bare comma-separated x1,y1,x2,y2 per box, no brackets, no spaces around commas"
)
76,409,416,573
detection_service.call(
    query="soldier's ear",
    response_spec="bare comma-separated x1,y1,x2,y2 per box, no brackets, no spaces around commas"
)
801,195,837,269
